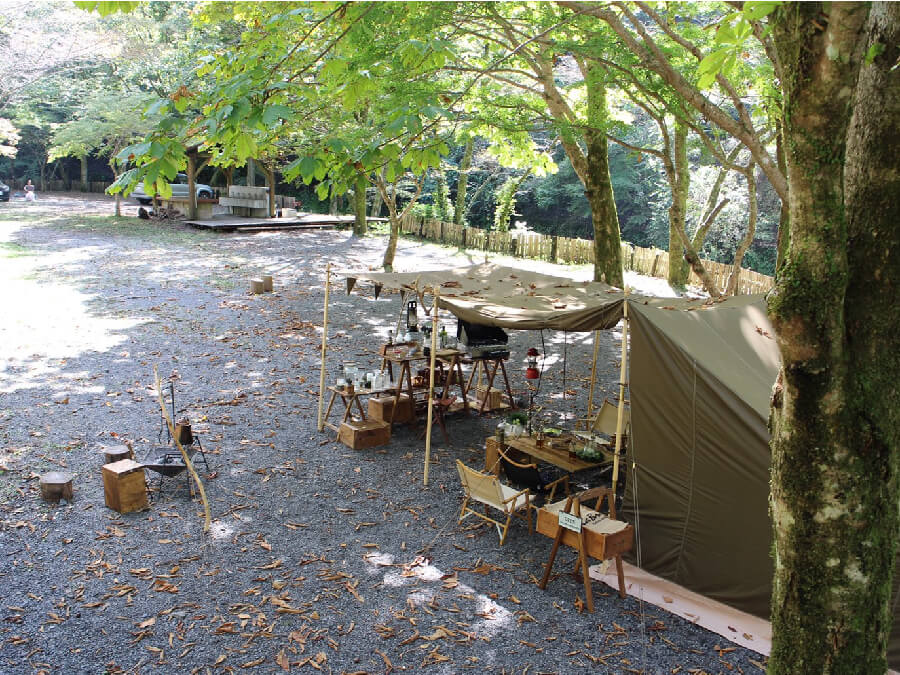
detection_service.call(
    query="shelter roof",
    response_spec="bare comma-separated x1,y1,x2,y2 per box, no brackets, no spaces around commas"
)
343,263,626,331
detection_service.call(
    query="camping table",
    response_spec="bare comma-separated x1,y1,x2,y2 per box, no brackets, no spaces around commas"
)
382,347,470,426
464,355,517,413
322,384,396,435
489,434,599,474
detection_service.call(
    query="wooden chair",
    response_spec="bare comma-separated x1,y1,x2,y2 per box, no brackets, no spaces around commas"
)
497,445,570,508
455,459,532,545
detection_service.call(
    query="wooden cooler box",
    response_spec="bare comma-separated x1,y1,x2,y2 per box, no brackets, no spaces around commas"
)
102,459,148,513
368,394,414,424
338,419,391,450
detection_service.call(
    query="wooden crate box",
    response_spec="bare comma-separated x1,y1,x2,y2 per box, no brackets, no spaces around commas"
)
536,502,633,561
368,394,414,424
476,385,503,410
102,459,148,514
338,420,391,450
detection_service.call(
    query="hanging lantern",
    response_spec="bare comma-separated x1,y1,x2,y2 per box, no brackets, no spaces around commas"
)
525,347,540,380
406,299,418,332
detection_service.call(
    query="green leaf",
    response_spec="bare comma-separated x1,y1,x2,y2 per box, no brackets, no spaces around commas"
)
866,42,886,65
698,49,729,75
298,156,320,183
262,104,293,126
743,1,781,21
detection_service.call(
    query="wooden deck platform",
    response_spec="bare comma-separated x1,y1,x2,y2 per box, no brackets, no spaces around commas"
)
184,214,388,232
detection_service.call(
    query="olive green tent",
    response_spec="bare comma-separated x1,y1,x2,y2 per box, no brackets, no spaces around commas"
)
333,263,900,664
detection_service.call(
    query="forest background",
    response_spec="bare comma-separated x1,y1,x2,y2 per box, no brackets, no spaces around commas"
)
0,1,778,277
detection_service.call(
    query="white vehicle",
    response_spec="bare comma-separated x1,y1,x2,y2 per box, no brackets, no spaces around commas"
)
129,172,214,205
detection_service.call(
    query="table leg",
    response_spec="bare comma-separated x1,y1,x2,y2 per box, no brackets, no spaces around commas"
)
353,394,367,421
389,362,408,425
323,390,339,424
478,359,501,413
614,555,627,599
497,359,517,409
453,356,469,411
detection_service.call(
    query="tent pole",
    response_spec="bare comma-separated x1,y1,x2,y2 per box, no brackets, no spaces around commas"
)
423,287,440,486
316,263,332,432
586,329,601,422
612,296,629,487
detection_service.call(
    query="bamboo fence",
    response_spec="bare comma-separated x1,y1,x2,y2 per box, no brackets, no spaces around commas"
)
399,213,774,296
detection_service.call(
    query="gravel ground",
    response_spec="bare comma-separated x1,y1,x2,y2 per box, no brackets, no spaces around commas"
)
0,194,765,674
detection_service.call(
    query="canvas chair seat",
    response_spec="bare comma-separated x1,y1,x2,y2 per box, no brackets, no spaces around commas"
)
455,459,532,545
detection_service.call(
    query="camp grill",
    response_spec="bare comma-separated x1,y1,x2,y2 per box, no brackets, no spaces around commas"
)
141,381,209,497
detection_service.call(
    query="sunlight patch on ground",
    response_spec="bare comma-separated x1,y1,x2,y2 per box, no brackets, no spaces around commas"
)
0,279,149,392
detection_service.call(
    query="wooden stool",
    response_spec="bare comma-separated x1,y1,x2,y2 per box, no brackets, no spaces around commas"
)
40,472,74,503
103,445,133,464
102,459,148,514
537,487,633,612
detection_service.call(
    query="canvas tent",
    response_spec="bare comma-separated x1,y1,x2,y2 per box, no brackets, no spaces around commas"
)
622,295,780,618
328,263,900,663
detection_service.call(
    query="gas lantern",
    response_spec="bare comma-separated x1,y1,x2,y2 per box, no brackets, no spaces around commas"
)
525,347,540,380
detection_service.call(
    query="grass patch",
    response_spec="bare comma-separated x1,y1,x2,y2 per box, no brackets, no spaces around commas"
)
0,242,36,258
211,277,237,291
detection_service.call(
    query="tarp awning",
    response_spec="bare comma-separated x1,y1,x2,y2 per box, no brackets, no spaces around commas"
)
343,263,625,331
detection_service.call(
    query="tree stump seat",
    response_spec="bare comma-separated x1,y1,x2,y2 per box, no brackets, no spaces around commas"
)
40,472,74,503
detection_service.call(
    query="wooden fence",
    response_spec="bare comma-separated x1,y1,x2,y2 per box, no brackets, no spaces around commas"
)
399,213,774,296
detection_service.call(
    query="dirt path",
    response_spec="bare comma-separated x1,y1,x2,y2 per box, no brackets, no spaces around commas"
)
0,194,759,674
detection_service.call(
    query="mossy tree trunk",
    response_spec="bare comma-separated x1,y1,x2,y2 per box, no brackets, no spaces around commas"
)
583,64,622,286
352,174,367,237
539,56,622,286
376,172,424,272
667,122,690,289
80,154,88,192
453,137,474,226
769,3,900,672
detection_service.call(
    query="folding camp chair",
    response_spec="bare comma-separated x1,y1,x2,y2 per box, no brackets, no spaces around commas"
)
497,445,570,508
455,459,532,545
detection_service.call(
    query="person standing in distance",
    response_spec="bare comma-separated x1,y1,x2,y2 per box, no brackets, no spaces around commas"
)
24,179,36,202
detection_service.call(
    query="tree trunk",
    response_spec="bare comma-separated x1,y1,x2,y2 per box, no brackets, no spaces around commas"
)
225,166,234,194
353,174,368,237
247,158,256,186
265,166,276,217
667,122,690,289
769,3,900,672
725,166,756,296
584,69,623,286
369,189,383,218
110,161,121,217
454,137,474,225
775,124,790,275
80,155,88,192
186,153,197,220
673,209,724,299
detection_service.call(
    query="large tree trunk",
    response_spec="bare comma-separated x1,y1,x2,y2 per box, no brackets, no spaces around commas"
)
352,175,368,237
768,4,900,672
453,137,474,225
583,67,623,286
725,166,757,296
80,155,88,192
265,166,276,218
667,122,690,289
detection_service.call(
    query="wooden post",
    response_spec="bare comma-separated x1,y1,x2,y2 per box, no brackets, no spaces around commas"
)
423,288,440,486
586,330,601,421
317,264,332,432
265,166,276,218
612,293,629,487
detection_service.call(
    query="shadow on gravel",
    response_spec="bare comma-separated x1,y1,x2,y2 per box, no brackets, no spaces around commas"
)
0,195,766,674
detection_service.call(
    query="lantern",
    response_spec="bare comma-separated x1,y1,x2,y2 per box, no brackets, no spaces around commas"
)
525,347,540,379
405,299,418,332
